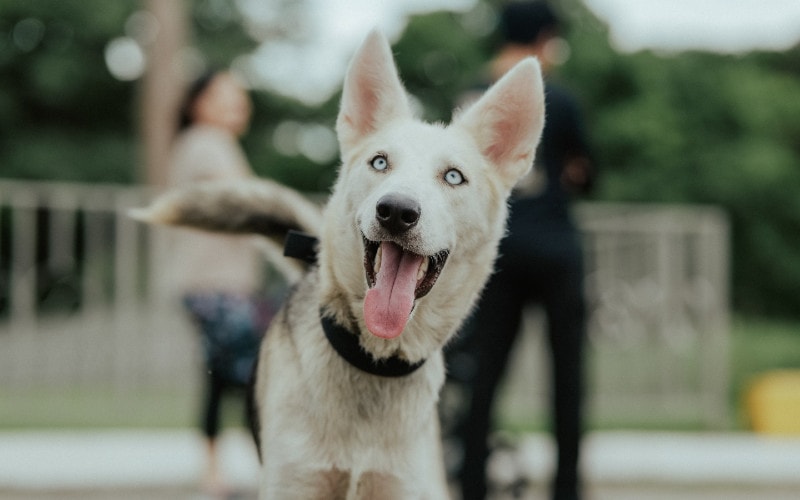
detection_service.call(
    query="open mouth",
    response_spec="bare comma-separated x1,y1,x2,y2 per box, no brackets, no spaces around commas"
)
363,238,449,299
362,237,449,339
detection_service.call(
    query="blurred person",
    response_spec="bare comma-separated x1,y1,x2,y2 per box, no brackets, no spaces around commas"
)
445,3,595,500
167,70,272,498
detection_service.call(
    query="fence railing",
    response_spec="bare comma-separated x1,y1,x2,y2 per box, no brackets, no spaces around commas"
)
0,180,195,391
0,180,730,427
499,203,730,428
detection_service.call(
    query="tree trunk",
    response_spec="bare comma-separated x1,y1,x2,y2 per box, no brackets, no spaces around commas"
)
139,0,188,187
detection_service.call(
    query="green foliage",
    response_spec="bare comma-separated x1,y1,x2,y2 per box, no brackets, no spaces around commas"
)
243,90,340,192
393,11,488,122
1,0,798,317
0,0,139,182
559,12,800,317
190,0,255,68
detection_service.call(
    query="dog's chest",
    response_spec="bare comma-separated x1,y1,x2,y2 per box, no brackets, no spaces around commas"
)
266,366,438,478
313,367,434,434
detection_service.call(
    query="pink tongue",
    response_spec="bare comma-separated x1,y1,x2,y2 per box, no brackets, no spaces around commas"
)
364,242,423,339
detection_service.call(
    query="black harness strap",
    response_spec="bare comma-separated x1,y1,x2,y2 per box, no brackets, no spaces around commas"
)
283,230,319,264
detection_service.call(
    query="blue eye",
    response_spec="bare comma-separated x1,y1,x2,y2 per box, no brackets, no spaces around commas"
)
444,168,465,186
370,155,389,171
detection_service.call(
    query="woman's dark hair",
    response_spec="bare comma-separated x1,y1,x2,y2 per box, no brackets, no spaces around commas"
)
178,70,220,131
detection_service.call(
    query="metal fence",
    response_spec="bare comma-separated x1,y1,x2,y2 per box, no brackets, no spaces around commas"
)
500,203,730,428
0,180,730,427
0,180,195,391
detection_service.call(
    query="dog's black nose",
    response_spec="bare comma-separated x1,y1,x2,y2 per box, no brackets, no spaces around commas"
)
376,194,420,234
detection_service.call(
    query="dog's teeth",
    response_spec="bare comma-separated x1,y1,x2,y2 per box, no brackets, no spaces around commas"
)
374,246,382,275
417,258,429,282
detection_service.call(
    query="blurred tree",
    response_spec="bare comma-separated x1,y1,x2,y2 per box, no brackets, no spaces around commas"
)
393,10,489,122
558,2,800,318
140,0,187,186
0,0,139,182
1,0,798,317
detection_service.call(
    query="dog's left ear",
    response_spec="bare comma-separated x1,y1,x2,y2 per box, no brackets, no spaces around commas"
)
456,58,545,189
337,30,412,155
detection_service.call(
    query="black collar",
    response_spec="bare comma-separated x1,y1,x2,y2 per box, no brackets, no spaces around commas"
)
320,313,425,378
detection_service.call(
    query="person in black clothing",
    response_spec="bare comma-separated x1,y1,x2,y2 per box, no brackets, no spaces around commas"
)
446,3,595,500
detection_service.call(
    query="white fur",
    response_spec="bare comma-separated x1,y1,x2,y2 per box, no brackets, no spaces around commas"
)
263,29,545,498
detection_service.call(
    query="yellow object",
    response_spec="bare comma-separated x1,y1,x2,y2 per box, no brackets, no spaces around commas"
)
746,371,800,435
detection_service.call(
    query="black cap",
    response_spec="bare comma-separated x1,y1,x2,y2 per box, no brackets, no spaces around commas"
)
501,1,560,45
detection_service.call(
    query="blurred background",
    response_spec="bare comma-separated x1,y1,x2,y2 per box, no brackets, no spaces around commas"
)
1,0,799,498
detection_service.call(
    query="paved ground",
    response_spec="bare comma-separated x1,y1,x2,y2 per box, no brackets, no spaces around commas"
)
0,430,798,499
1,485,799,500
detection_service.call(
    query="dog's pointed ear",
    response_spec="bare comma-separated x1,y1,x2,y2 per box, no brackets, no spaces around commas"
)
456,58,545,189
336,30,411,154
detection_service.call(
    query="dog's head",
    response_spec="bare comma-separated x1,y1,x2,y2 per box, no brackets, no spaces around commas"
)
320,31,545,353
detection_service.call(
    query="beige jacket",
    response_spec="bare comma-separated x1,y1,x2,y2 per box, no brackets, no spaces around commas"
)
164,124,261,296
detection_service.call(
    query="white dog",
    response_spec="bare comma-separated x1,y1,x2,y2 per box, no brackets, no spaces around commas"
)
135,30,544,499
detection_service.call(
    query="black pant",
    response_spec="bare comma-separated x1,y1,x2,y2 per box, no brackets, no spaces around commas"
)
450,216,586,500
202,370,252,439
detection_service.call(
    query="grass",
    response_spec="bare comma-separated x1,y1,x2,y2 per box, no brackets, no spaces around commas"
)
499,315,800,433
0,386,196,429
0,384,251,430
0,315,798,430
729,315,800,428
